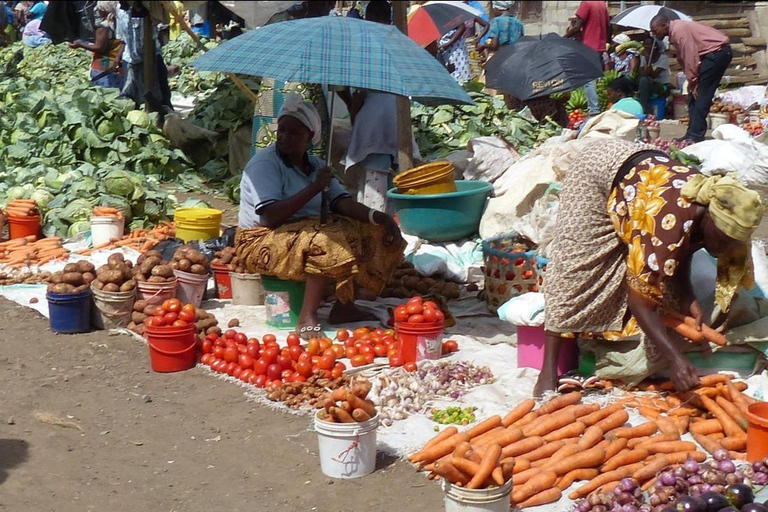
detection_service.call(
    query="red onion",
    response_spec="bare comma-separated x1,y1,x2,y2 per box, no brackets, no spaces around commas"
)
718,459,736,474
713,448,730,461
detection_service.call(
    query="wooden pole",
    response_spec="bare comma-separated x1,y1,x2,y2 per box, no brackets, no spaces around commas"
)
392,1,414,171
142,2,156,112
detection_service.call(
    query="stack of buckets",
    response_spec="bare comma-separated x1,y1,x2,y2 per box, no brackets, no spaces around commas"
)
392,161,457,195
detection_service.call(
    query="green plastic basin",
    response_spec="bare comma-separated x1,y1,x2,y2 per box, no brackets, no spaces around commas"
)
387,180,493,242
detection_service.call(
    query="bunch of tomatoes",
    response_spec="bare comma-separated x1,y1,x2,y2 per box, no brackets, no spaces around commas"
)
568,109,585,130
144,299,198,328
393,296,446,325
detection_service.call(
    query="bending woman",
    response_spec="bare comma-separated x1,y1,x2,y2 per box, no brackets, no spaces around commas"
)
535,139,764,395
236,95,406,340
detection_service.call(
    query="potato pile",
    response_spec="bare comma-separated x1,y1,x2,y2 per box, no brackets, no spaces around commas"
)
211,247,244,273
132,250,175,283
381,261,461,301
266,370,352,409
127,300,221,338
710,100,744,116
0,271,52,286
46,260,95,294
91,253,137,293
170,246,210,276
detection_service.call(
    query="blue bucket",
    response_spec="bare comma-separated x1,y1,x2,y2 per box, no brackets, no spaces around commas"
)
47,289,92,334
651,97,666,120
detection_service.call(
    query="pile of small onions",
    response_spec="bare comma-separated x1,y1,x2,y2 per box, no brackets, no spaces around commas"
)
369,361,494,426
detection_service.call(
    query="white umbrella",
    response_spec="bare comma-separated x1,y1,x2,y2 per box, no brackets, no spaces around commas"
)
611,5,691,31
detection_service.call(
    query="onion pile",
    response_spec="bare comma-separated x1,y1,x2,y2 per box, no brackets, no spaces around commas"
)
575,451,762,512
369,361,494,426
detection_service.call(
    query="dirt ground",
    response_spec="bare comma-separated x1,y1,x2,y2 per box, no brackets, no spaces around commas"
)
0,297,443,512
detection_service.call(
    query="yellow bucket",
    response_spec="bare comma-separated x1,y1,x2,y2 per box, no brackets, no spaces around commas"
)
393,161,456,195
174,207,222,242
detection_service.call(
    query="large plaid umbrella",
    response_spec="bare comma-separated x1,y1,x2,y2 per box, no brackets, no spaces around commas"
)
192,16,473,106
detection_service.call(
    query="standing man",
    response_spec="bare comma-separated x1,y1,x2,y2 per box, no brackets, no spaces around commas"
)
564,1,609,118
651,14,732,143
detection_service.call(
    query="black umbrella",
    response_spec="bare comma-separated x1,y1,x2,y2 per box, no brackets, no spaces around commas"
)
484,33,603,101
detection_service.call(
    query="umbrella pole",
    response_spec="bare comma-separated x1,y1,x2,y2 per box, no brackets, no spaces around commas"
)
393,1,414,173
320,86,336,225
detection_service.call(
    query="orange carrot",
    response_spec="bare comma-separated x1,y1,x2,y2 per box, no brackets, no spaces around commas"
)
602,448,649,472
546,446,607,476
595,409,630,433
643,440,696,455
512,411,539,428
700,374,732,387
452,441,471,459
577,425,605,450
468,444,501,489
516,487,562,508
523,411,577,437
501,436,544,458
569,463,646,499
603,438,629,461
543,421,586,443
663,316,706,342
725,380,754,415
411,432,471,464
519,440,565,463
478,427,523,448
470,427,506,446
451,456,480,479
502,399,536,427
536,391,582,416
433,460,471,485
632,455,670,482
665,451,707,464
720,435,747,451
466,416,502,440
580,404,623,427
692,433,723,457
610,422,658,440
329,406,355,423
701,395,745,437
501,460,516,481
512,470,557,504
715,396,748,430
557,468,600,491
655,416,681,438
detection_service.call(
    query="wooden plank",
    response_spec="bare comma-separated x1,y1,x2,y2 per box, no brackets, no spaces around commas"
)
741,37,767,47
731,56,758,68
698,18,749,30
721,28,753,38
695,12,752,21
731,44,762,56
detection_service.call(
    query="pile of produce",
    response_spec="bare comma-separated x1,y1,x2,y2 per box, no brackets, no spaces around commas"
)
711,99,745,118
0,269,52,285
393,296,446,326
566,70,622,114
46,260,95,295
75,222,175,255
162,33,221,97
318,381,377,423
371,360,494,426
267,372,353,410
128,298,220,339
169,246,210,276
431,406,478,426
382,262,462,301
211,247,244,272
132,250,177,284
0,235,69,268
90,254,136,293
744,122,764,137
411,82,562,161
411,376,765,509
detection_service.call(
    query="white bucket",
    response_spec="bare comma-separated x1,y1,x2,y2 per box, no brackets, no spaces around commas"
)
173,269,209,308
231,273,265,306
314,411,378,479
443,479,512,512
91,216,125,247
136,279,178,306
91,286,136,330
710,112,730,130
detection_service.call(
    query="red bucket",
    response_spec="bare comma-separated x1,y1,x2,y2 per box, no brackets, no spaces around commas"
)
212,264,233,299
145,323,196,366
8,215,41,239
148,340,196,373
395,321,444,363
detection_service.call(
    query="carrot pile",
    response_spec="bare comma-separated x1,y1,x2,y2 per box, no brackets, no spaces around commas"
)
74,222,175,256
4,199,40,218
92,206,124,221
411,376,762,508
0,236,69,268
661,309,728,346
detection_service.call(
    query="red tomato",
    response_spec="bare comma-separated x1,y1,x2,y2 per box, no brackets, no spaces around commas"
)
271,379,283,388
213,346,225,360
277,355,293,372
353,327,370,340
244,344,259,360
317,355,334,371
422,307,438,324
214,337,227,348
161,299,172,312
406,302,423,315
254,374,268,388
381,335,395,346
331,366,343,379
262,334,277,345
288,345,304,361
404,362,418,372
319,338,331,353
235,333,248,345
237,344,248,354
359,344,374,355
296,359,313,378
387,348,400,359
330,344,344,359
232,366,243,379
223,329,236,340
163,312,178,325
306,338,320,356
422,300,439,311
394,306,409,323
280,347,291,360
364,352,375,364
286,333,300,347
407,314,424,324
281,369,294,382
435,310,445,323
205,332,219,341
223,346,239,363
166,299,182,313
238,354,254,370
200,353,213,365
266,364,282,380
201,340,213,354
261,348,279,365
226,362,239,376
145,316,165,327
443,339,459,353
374,344,388,357
310,355,321,366
351,354,367,368
173,320,188,327
336,329,350,342
210,359,222,372
293,374,307,383
247,337,259,345
345,347,358,359
178,309,195,323
253,358,269,376
389,354,404,367
407,296,423,306
240,369,254,382
322,348,336,359
334,361,347,372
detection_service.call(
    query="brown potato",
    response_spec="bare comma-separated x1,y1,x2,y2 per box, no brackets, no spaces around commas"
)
185,249,207,266
133,300,147,312
103,283,120,292
48,283,75,294
165,277,176,283
150,265,174,278
77,260,96,274
189,264,207,275
73,285,89,293
82,272,96,285
62,272,84,286
206,326,222,335
50,273,63,284
63,263,80,273
147,276,166,283
97,269,124,284
139,256,162,276
107,253,125,269
131,311,147,324
144,305,158,316
91,279,105,290
228,318,240,328
134,273,146,282
170,262,179,270
178,259,192,272
119,280,137,292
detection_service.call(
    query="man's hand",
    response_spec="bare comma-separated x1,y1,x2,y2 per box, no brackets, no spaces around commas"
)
689,299,704,331
68,40,80,49
313,167,333,192
669,353,701,392
692,83,699,100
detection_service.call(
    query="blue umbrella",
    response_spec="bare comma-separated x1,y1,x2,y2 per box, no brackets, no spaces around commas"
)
191,16,473,106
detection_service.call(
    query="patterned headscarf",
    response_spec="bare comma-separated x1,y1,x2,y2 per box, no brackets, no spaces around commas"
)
492,1,514,11
278,93,322,145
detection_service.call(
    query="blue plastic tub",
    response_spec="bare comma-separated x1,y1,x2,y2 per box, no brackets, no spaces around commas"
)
387,180,493,242
47,289,92,334
650,97,666,120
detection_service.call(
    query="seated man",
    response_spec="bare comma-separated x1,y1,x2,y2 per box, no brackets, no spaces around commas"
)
638,37,671,115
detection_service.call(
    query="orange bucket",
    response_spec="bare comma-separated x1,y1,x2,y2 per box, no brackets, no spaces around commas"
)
395,321,444,363
7,215,41,239
746,402,768,462
212,264,233,299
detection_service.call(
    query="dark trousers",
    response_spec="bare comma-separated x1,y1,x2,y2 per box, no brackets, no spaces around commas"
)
686,45,732,141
